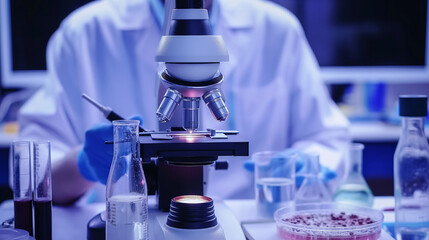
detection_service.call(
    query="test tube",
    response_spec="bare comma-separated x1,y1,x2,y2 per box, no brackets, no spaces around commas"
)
12,141,33,236
33,141,52,240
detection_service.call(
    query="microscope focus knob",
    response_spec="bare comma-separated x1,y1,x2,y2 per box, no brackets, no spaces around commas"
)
214,161,228,170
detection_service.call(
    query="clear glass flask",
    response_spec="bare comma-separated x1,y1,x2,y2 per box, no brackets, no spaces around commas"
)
295,153,331,204
333,143,374,207
106,120,148,240
394,95,429,240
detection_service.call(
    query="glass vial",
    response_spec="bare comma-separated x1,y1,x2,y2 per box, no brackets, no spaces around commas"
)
334,143,374,207
12,141,33,236
106,120,148,240
394,95,429,240
295,153,331,204
33,141,52,240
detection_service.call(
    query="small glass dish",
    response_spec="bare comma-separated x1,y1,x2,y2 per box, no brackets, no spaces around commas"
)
274,202,384,240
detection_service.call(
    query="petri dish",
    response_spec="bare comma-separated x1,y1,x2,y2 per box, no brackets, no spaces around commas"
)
274,202,384,240
0,228,35,240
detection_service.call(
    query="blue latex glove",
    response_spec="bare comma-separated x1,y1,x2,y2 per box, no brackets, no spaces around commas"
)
77,116,143,184
244,149,337,187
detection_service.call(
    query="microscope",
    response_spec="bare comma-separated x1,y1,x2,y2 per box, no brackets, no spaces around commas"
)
137,1,249,239
141,0,249,211
87,1,248,239
140,0,249,239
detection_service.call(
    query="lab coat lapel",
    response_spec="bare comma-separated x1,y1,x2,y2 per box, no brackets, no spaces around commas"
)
107,0,152,30
216,0,255,83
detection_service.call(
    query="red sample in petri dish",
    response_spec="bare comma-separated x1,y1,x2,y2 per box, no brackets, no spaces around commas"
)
274,203,384,240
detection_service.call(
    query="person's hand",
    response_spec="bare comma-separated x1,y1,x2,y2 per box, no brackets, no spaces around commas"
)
77,116,143,184
318,164,337,183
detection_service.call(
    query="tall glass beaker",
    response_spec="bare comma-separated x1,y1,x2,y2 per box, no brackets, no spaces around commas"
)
334,143,374,207
106,120,148,240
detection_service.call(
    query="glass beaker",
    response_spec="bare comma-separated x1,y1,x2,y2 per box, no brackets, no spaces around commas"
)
106,120,148,240
334,143,374,207
295,153,331,204
253,151,296,218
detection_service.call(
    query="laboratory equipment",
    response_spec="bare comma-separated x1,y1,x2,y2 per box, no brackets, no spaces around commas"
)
334,143,374,207
81,93,147,132
139,0,248,213
140,130,248,211
12,140,33,236
86,1,248,239
0,228,35,240
33,141,52,240
140,2,248,239
253,151,296,218
295,153,331,204
394,95,429,239
155,0,229,132
106,120,148,240
159,195,225,240
274,203,384,240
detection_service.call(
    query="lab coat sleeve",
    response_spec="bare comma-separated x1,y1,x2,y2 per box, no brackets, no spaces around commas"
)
285,21,351,183
11,28,84,189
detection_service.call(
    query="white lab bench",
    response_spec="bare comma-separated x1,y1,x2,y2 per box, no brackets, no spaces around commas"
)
0,197,396,240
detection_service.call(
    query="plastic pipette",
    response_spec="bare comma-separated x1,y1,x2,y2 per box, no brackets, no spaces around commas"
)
82,93,146,132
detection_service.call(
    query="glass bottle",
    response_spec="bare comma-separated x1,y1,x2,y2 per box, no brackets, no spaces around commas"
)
295,153,331,204
106,120,148,240
394,95,429,240
333,143,374,207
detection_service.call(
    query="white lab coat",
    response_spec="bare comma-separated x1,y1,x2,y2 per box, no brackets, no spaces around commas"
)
17,0,350,200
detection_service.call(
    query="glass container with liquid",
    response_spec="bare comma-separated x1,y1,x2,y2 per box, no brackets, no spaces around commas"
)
253,151,296,218
334,143,374,207
394,95,429,240
12,141,33,236
33,141,52,240
106,120,148,240
295,153,331,204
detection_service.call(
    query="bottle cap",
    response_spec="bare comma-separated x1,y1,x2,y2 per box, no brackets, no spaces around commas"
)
399,95,427,117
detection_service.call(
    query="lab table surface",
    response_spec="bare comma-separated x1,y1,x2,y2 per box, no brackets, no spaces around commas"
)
0,197,395,240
